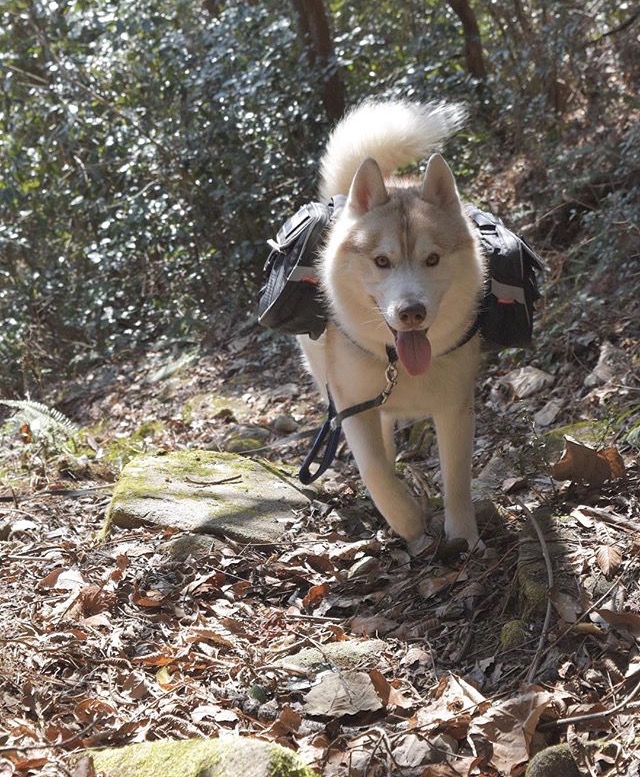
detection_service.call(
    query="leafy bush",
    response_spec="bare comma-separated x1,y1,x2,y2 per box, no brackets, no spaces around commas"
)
0,0,325,393
0,0,636,394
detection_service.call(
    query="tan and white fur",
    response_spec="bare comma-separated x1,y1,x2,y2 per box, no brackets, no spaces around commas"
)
299,100,486,547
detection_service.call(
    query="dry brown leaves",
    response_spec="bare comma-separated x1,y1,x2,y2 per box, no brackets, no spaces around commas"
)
0,333,639,776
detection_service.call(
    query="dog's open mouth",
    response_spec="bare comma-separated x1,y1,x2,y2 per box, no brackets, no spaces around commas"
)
394,329,432,376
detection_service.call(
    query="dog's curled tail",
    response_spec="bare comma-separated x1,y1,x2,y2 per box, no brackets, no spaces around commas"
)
318,99,466,201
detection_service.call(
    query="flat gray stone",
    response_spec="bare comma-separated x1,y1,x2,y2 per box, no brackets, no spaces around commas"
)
278,639,388,670
107,451,308,545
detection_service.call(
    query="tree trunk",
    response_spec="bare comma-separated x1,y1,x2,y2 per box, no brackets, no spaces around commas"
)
447,0,487,80
290,0,345,121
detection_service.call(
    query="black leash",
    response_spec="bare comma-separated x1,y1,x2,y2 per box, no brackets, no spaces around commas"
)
299,346,398,484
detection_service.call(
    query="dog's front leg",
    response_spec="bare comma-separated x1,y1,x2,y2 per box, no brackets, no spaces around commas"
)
433,398,480,547
342,410,424,540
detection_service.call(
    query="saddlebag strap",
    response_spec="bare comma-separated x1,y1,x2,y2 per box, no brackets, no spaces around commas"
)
298,347,398,484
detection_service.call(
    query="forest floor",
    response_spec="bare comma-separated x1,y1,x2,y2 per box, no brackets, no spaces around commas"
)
1,235,640,775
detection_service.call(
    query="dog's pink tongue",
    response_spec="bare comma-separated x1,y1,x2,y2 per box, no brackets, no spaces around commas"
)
396,331,432,376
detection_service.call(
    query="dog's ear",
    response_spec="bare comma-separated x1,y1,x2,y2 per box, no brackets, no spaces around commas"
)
347,157,389,214
421,154,461,209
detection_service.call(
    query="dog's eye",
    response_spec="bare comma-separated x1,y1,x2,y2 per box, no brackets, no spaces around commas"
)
425,252,440,267
373,255,391,269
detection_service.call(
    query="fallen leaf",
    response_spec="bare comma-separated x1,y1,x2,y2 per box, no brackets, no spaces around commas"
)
421,765,465,776
596,608,640,637
13,756,48,772
347,614,398,636
72,756,97,777
268,705,302,738
584,340,628,387
77,585,117,616
416,674,487,738
418,570,468,600
74,698,117,724
392,733,435,768
214,709,239,725
551,437,625,486
534,398,563,427
502,366,554,398
502,476,527,494
186,625,236,650
132,585,168,608
549,589,582,623
191,704,223,723
304,670,383,717
369,669,414,710
155,666,179,689
400,646,432,667
39,566,86,591
328,538,382,563
570,506,594,528
303,583,330,612
468,688,556,774
120,671,151,701
595,545,623,576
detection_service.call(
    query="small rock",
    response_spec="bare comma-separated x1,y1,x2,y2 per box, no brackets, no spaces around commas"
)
273,414,298,434
106,450,308,545
534,398,563,427
222,425,270,453
159,533,217,561
500,619,528,650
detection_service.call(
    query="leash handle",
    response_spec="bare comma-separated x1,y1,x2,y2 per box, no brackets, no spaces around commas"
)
298,415,343,485
298,346,399,485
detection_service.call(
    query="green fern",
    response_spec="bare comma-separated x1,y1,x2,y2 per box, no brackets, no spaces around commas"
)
0,399,78,434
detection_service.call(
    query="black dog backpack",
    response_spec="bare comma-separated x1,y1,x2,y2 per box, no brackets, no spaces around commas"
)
258,199,542,349
257,196,345,340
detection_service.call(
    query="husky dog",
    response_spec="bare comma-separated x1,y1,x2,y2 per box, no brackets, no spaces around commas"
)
299,100,485,547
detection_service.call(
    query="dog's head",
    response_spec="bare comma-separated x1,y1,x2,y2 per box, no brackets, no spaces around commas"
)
322,154,484,375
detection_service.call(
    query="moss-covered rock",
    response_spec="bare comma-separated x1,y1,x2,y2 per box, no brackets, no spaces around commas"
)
500,619,528,650
86,736,317,777
525,744,580,777
103,450,308,544
517,561,550,618
543,419,610,461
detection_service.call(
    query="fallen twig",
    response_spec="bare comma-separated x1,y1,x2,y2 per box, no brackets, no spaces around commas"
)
516,501,554,685
541,673,640,730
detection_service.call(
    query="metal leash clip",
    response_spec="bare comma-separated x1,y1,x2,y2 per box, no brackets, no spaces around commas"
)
380,361,398,404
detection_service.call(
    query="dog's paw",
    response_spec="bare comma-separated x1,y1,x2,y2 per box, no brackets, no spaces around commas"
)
444,517,484,552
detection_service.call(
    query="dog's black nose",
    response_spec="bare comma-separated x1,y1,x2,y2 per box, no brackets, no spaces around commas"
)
399,303,426,327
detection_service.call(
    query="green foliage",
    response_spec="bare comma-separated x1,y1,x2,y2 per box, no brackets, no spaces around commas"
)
0,0,324,393
0,398,78,465
0,398,77,434
0,0,636,394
